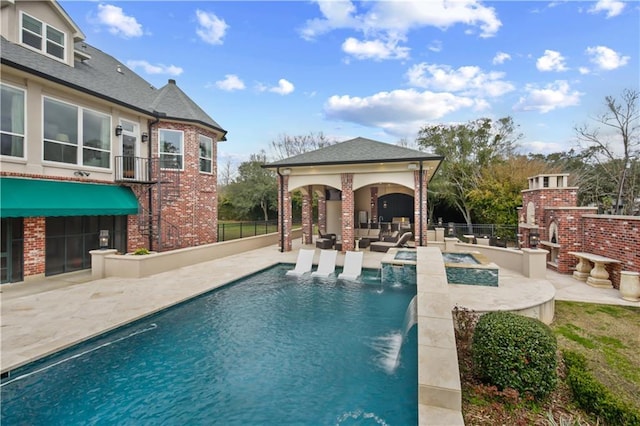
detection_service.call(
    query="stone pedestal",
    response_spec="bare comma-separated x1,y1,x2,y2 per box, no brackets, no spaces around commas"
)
619,271,640,302
89,249,118,279
586,261,613,289
572,257,592,281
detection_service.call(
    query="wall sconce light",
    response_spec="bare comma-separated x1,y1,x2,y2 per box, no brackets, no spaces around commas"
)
529,231,540,249
99,229,110,249
115,125,123,136
407,162,418,170
382,200,388,209
281,168,291,175
141,132,149,143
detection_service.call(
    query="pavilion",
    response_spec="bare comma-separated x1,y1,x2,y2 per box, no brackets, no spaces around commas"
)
263,137,444,252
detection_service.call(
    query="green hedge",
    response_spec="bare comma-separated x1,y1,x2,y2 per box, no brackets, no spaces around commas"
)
471,311,558,399
563,350,640,425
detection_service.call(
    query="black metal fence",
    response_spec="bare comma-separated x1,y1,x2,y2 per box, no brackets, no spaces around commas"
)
217,220,279,242
435,223,520,247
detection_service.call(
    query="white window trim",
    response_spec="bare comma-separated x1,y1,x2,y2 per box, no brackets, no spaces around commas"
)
20,11,67,63
199,134,213,174
42,95,112,169
0,82,27,160
159,128,185,171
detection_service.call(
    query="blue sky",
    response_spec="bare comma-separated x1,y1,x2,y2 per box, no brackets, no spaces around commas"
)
59,1,639,167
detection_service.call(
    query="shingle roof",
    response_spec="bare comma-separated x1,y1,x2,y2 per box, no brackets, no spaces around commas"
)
1,37,227,136
265,137,443,167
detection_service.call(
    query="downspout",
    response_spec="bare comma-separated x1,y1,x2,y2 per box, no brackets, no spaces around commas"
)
147,115,160,251
419,161,423,246
277,167,284,252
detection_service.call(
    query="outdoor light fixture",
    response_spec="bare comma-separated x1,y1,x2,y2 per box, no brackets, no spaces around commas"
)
115,125,123,136
141,132,149,142
529,231,540,249
382,200,388,209
281,168,291,175
407,162,418,170
438,217,443,227
99,230,110,249
448,222,455,237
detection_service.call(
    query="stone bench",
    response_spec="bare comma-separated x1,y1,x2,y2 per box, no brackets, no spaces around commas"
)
568,251,621,289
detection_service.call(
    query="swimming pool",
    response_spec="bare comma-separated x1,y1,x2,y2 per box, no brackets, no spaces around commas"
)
1,264,418,425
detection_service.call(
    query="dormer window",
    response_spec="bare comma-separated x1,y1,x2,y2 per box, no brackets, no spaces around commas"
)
21,12,65,61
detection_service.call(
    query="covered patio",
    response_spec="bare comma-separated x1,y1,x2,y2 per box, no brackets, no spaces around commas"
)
263,137,443,252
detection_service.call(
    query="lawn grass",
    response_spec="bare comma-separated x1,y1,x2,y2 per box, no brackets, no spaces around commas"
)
217,221,279,241
551,301,640,410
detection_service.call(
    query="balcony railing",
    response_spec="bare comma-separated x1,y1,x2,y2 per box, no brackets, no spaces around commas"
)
114,156,157,183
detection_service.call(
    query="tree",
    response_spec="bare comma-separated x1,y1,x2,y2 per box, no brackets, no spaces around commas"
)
575,89,640,214
224,152,277,221
416,117,523,228
468,156,551,225
269,131,337,160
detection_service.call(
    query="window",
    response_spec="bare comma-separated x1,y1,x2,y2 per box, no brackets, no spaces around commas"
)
199,135,213,173
159,129,183,170
21,12,65,60
43,97,111,168
1,84,25,158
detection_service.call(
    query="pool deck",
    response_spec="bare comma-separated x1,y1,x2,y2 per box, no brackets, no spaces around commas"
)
2,240,638,375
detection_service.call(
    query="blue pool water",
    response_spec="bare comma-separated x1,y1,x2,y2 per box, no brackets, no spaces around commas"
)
1,264,417,425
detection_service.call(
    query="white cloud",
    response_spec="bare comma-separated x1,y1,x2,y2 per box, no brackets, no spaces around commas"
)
215,74,245,91
342,36,410,60
301,0,501,60
324,89,476,135
514,80,582,113
536,50,568,72
588,0,625,18
521,140,566,154
260,79,295,95
428,40,443,52
578,67,591,75
585,45,629,70
195,10,228,45
96,4,143,38
127,60,182,76
406,63,515,98
492,51,511,65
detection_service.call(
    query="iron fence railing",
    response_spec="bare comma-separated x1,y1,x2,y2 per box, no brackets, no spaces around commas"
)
432,223,520,246
217,220,280,242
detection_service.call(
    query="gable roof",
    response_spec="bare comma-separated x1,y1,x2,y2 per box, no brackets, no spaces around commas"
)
1,37,227,137
264,137,443,168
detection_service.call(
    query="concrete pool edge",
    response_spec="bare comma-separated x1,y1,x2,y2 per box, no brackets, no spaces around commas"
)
416,247,465,425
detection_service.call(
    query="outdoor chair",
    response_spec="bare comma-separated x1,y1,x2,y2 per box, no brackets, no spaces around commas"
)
316,230,336,249
286,249,315,276
338,250,364,281
311,249,338,278
370,232,413,253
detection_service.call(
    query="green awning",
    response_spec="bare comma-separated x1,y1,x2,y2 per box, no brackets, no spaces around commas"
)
0,177,139,218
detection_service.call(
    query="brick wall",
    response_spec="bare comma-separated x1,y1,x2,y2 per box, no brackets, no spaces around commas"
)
23,217,45,276
278,174,292,251
143,122,218,250
341,173,354,251
413,169,429,246
301,186,313,244
581,215,640,288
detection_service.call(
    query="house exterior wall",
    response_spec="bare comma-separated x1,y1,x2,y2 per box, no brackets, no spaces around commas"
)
1,1,223,280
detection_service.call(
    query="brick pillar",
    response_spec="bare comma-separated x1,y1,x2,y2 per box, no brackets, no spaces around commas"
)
301,185,313,245
24,217,45,277
341,173,354,252
414,169,429,246
317,188,327,234
370,186,378,226
278,175,292,251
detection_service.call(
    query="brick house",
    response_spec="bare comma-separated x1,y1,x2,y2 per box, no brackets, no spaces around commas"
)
1,0,227,283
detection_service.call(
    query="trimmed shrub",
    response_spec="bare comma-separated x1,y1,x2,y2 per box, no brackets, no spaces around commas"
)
471,311,557,399
563,350,640,425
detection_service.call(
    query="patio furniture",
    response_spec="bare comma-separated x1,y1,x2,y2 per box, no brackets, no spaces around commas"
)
370,232,413,253
338,250,364,281
311,249,338,278
316,230,336,249
286,249,315,276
